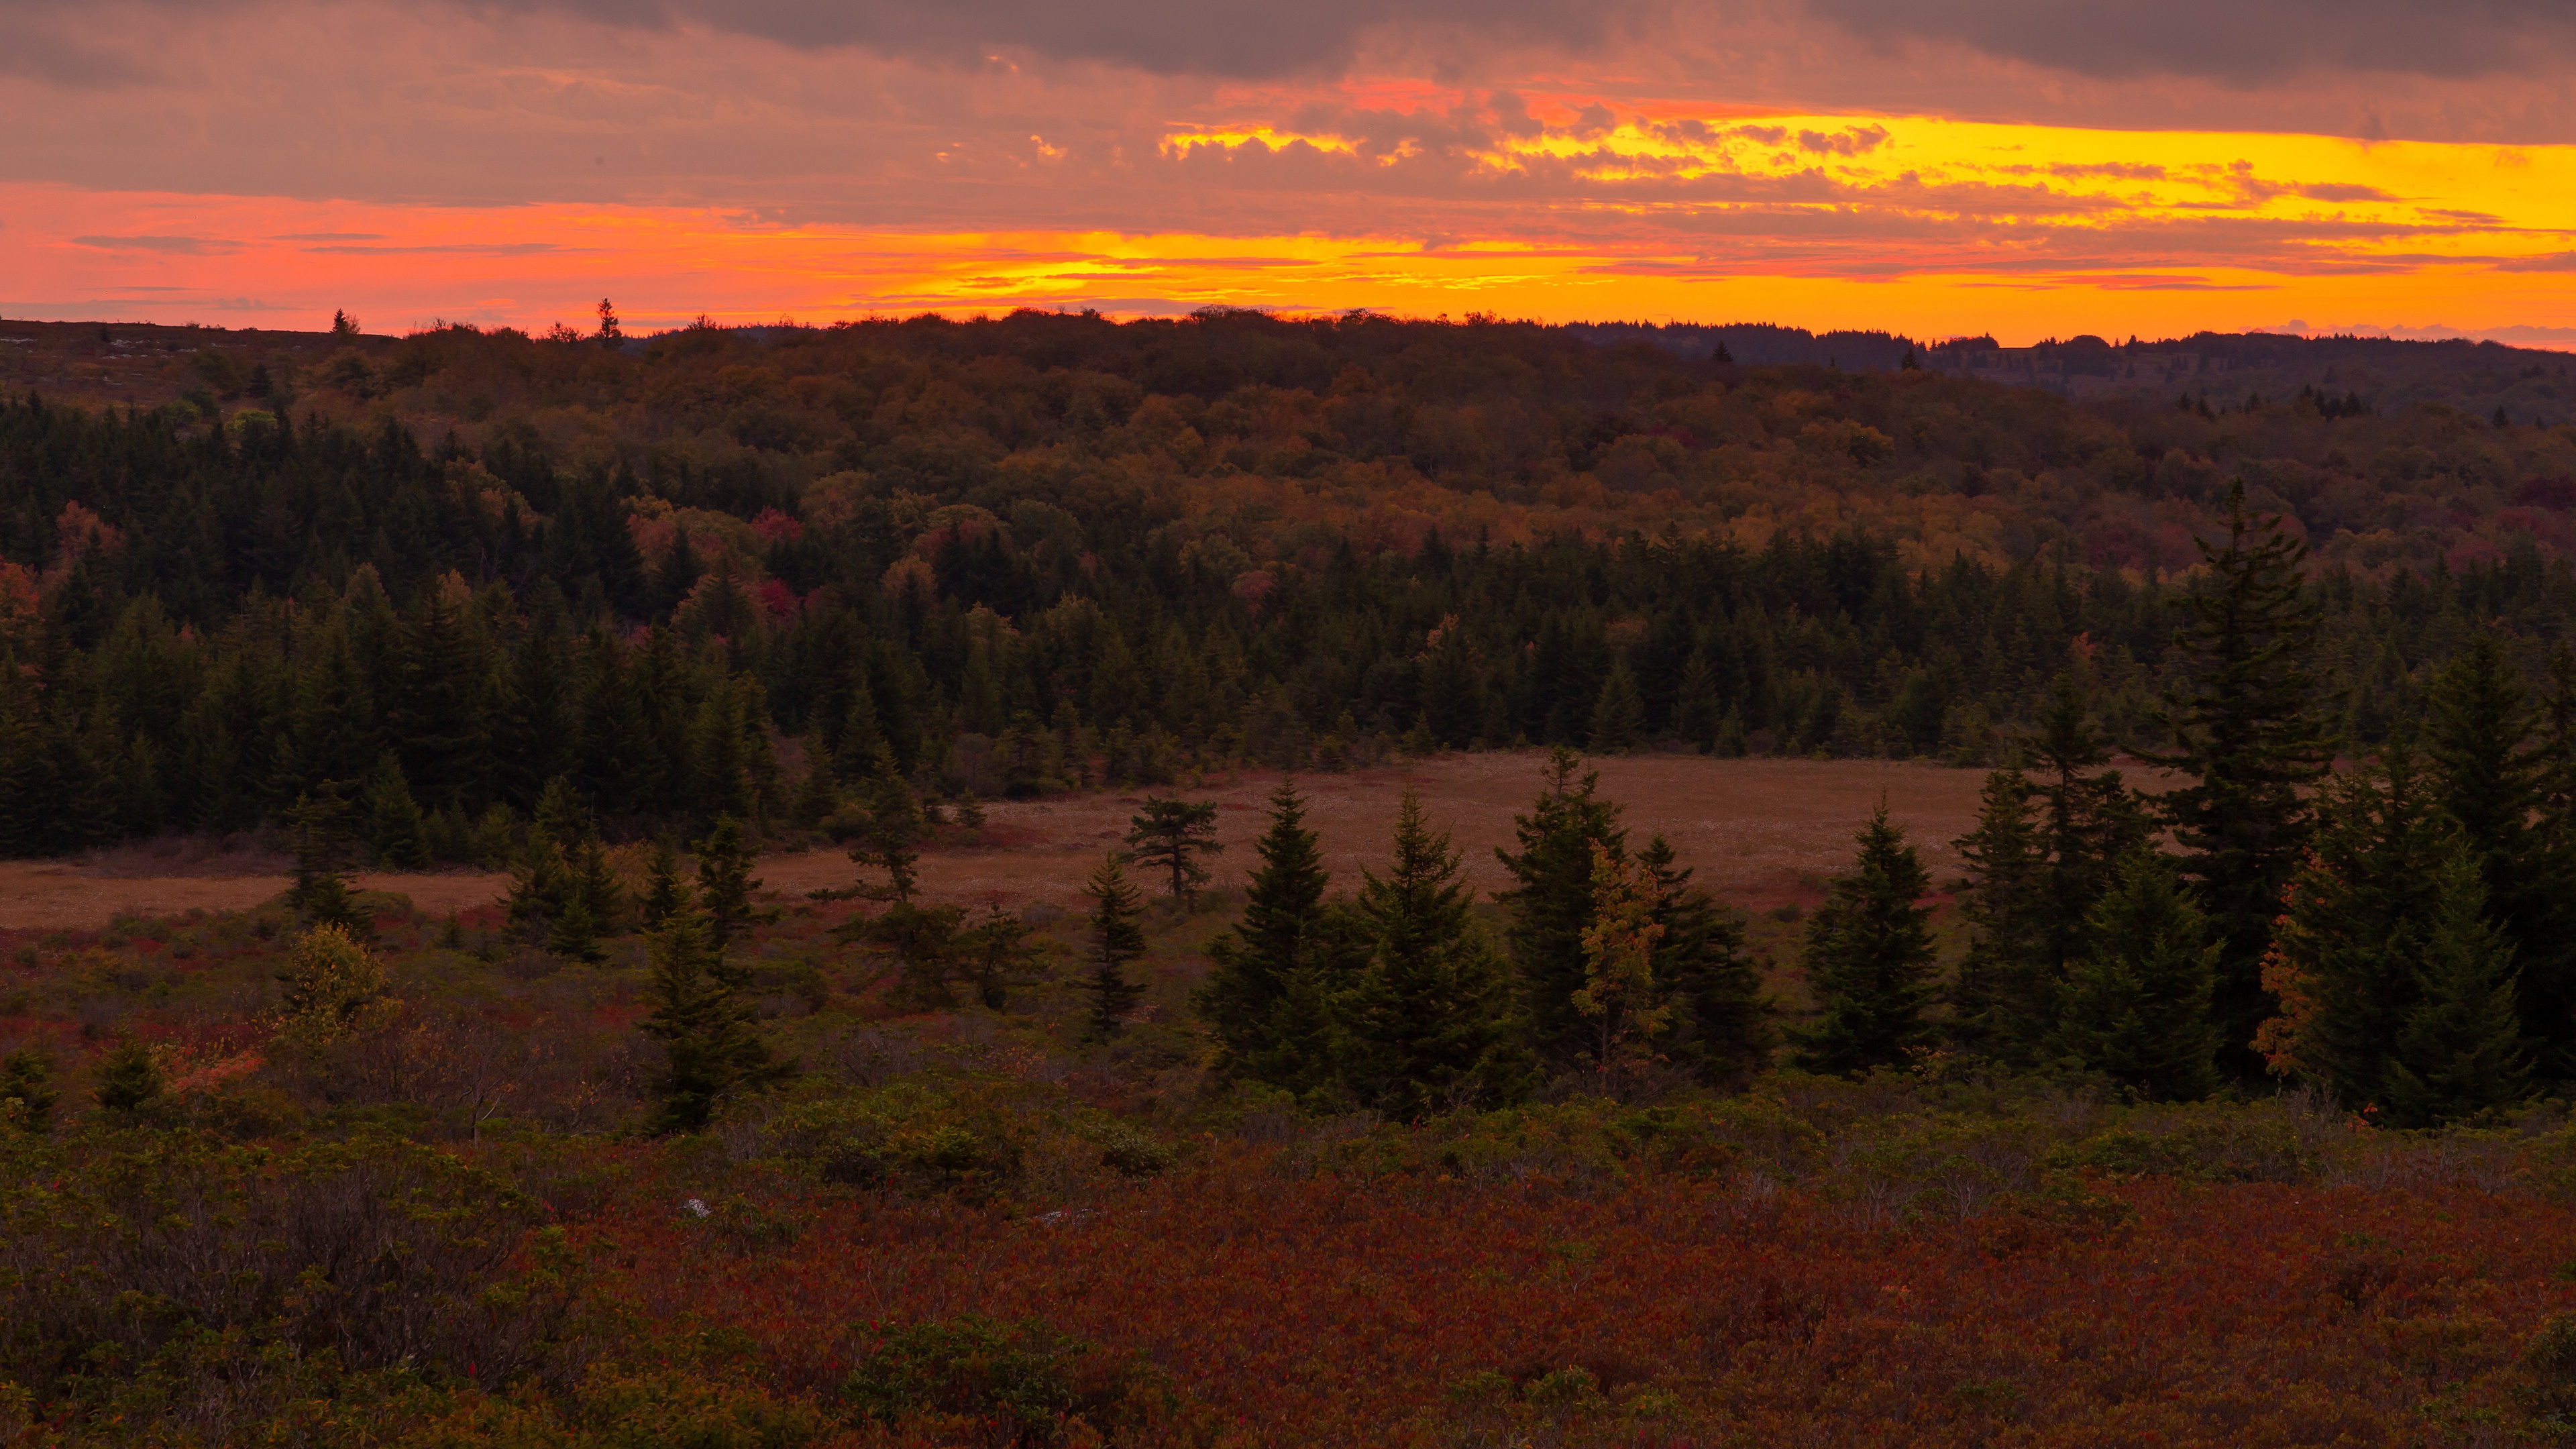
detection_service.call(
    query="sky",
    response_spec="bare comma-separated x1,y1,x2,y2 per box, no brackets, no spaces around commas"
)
7,0,2576,344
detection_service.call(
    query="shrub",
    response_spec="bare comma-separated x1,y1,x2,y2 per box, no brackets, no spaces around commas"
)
841,1314,1161,1446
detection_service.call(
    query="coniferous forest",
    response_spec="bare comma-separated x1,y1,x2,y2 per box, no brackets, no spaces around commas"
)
11,311,2576,1447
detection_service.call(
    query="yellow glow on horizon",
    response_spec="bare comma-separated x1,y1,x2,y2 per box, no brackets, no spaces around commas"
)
9,103,2576,347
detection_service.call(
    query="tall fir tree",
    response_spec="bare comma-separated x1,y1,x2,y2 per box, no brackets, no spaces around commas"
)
1195,780,1331,1085
2147,480,2337,1079
363,754,430,868
694,816,763,952
2254,738,2453,1107
1081,855,1148,1041
845,746,926,903
639,904,786,1133
1949,769,2051,1061
2422,631,2574,1077
2050,848,2220,1102
1336,792,1526,1117
1495,747,1629,1063
1637,835,1771,1088
2380,843,2530,1127
639,836,690,926
1589,659,1646,753
1792,806,1939,1076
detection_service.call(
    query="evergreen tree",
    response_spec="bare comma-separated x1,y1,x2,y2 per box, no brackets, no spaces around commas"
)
657,526,703,617
1949,769,2051,1061
2422,631,2573,1075
640,837,690,926
639,905,786,1133
1336,792,1525,1117
1081,855,1148,1040
2050,849,2220,1102
93,1036,163,1115
1589,659,1646,753
1,1047,55,1133
390,586,492,812
845,746,926,903
2382,845,2530,1126
502,831,572,948
1792,806,1939,1075
1673,651,1724,754
364,754,430,868
1125,796,1223,907
2254,739,2453,1106
282,788,372,941
2147,480,2337,1077
694,816,763,951
1638,835,1771,1088
1195,780,1332,1085
1495,747,1629,1063
2029,673,2151,976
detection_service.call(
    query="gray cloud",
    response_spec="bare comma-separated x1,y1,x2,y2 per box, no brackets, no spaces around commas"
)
1804,0,2576,83
501,0,1658,76
70,234,235,253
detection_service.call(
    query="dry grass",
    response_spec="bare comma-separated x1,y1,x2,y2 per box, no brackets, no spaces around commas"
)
0,753,2165,930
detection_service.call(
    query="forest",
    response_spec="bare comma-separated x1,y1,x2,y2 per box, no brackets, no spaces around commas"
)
7,311,2576,1446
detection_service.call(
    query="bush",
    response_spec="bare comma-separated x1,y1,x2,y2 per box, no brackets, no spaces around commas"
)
755,1085,1027,1200
841,1314,1162,1446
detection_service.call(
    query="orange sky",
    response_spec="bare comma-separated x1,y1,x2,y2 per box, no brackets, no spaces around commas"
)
7,0,2576,344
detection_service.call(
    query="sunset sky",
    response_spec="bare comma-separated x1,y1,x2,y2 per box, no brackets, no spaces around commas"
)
8,0,2576,344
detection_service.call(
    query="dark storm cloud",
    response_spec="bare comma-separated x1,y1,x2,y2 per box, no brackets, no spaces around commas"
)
507,0,1659,76
1805,0,2576,83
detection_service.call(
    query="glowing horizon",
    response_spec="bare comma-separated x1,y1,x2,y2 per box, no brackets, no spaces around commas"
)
9,3,2576,346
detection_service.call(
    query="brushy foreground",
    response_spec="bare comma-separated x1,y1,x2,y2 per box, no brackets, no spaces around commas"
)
10,1064,2576,1448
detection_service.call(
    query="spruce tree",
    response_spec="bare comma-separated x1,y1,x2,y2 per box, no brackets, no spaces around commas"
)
640,837,690,926
1589,659,1646,753
2382,845,2530,1126
694,816,763,951
2423,631,2573,1076
845,746,926,903
502,832,572,947
364,754,429,868
1949,769,2050,1061
639,904,786,1133
1792,806,1939,1075
1673,651,1723,753
1638,835,1771,1087
390,586,492,812
1082,855,1148,1040
93,1036,163,1116
1336,792,1525,1117
2029,673,2151,977
2050,849,2220,1102
2,1047,55,1133
1495,747,1629,1063
282,788,372,941
2255,739,2451,1105
1125,796,1223,907
2147,480,2337,1078
1195,780,1331,1085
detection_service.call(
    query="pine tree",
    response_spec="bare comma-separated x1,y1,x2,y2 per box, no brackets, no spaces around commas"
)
657,525,703,617
2147,480,2337,1078
1638,835,1771,1088
2254,738,2453,1105
2381,844,2530,1127
1195,780,1331,1085
1589,659,1646,753
845,746,926,903
93,1036,163,1116
1495,747,1629,1063
694,816,763,951
1949,769,2051,1061
1125,796,1223,907
2050,849,2220,1102
1336,792,1525,1117
391,586,492,812
1081,855,1148,1040
1,1048,55,1133
1673,651,1723,753
639,905,786,1133
282,788,372,941
2029,673,2151,977
1792,806,1939,1075
640,837,690,926
364,754,429,868
2422,631,2573,1076
502,832,572,948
